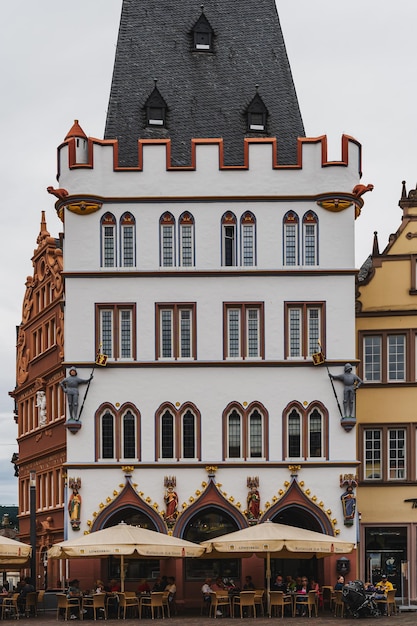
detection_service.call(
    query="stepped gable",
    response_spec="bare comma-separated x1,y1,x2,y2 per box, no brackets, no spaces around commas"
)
104,0,305,168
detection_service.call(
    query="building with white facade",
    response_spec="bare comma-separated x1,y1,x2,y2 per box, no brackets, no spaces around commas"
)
32,0,366,601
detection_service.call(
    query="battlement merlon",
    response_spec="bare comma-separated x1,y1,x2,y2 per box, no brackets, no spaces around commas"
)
56,135,362,200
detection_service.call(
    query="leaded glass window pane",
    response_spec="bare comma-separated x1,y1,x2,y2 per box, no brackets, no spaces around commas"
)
242,224,254,266
161,411,174,458
304,223,317,265
249,410,262,458
285,223,297,265
228,309,241,357
224,225,235,266
123,411,136,458
101,310,113,358
288,409,301,457
161,310,173,358
247,309,260,357
183,410,195,458
180,309,191,358
181,225,193,267
309,408,322,457
307,308,320,356
162,225,174,267
120,309,132,358
104,225,115,267
122,225,134,267
102,412,114,458
289,309,301,357
228,410,241,458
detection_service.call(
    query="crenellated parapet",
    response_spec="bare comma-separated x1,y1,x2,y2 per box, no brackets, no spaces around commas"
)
56,127,363,208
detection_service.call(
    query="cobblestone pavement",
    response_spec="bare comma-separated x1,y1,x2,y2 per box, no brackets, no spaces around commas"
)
12,607,417,626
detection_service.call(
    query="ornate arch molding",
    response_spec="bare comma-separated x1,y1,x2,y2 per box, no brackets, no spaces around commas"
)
174,479,248,538
90,478,166,533
94,402,141,461
261,479,334,534
282,400,329,460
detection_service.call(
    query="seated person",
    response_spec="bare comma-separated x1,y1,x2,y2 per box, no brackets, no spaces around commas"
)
67,578,82,619
165,576,176,600
212,577,227,592
153,576,168,592
243,575,255,590
375,574,393,599
334,575,345,590
18,577,35,615
295,577,309,616
272,575,287,593
95,579,105,593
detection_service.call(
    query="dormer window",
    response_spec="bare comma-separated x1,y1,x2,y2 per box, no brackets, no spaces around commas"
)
246,91,268,132
144,82,168,127
191,12,214,52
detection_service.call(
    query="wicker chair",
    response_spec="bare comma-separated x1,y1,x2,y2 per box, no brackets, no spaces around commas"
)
56,593,83,621
233,591,256,618
269,591,293,618
118,592,139,619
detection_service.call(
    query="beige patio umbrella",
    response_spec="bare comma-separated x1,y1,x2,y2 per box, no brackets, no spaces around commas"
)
0,535,31,567
200,520,355,616
48,522,204,590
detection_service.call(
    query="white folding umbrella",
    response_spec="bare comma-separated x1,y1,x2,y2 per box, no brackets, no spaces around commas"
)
0,535,31,568
48,522,204,590
201,520,355,616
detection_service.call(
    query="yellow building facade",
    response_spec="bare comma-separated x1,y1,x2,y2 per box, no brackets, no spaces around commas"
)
356,182,417,604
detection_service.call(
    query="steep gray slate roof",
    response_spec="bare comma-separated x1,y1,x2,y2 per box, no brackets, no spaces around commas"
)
104,0,305,167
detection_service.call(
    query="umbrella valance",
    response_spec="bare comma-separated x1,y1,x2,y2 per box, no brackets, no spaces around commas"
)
0,535,31,567
201,520,354,557
48,522,204,560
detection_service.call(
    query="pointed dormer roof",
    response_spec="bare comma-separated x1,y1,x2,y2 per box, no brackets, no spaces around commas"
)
65,119,87,140
104,0,304,167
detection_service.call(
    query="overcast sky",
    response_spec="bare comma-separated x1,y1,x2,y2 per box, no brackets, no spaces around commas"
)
1,1,416,505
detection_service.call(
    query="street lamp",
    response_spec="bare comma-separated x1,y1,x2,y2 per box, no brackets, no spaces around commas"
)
29,470,36,586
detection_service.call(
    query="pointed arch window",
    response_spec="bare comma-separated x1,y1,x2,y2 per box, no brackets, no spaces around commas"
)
101,410,115,459
96,405,140,461
221,212,237,266
303,211,318,265
284,402,328,460
228,409,242,458
120,212,136,267
161,409,175,459
101,213,116,267
283,211,299,266
122,409,136,459
246,92,268,132
223,403,268,460
160,212,175,267
241,212,256,266
179,212,195,267
182,409,196,459
156,404,201,461
191,13,214,52
144,84,167,127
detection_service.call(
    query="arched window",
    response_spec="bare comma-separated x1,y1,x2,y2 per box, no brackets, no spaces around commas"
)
122,409,136,459
241,212,256,266
156,403,201,461
288,407,301,458
95,404,140,461
101,213,116,267
303,211,318,266
160,212,175,267
283,211,299,266
221,212,237,267
309,407,323,458
120,212,136,267
223,403,268,460
248,408,263,458
182,409,196,459
179,212,195,267
284,402,328,460
228,409,241,458
161,409,174,459
101,410,115,459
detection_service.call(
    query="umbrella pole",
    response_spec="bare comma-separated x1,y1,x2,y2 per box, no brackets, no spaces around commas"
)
121,555,125,592
266,551,271,618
